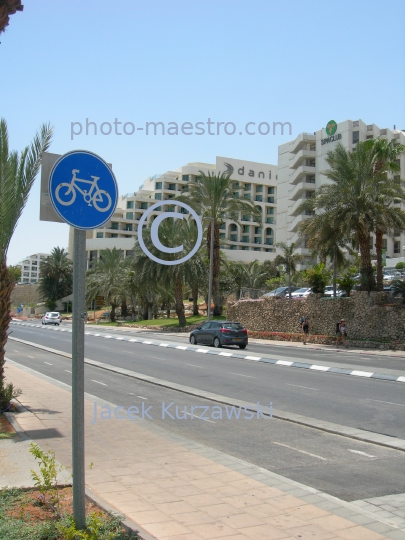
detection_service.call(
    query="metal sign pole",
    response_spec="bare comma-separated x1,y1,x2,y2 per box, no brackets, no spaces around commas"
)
72,227,86,529
207,218,214,321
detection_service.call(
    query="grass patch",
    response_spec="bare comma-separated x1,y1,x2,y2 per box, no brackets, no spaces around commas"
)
0,415,17,439
91,315,227,328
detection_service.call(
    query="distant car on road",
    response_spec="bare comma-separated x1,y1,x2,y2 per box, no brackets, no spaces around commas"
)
42,312,62,325
291,287,313,298
323,286,346,297
189,321,248,349
262,286,299,298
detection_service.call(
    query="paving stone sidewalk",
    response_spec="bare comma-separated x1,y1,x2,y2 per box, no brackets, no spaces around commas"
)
3,361,405,540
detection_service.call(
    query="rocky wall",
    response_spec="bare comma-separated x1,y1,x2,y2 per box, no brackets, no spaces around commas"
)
227,292,405,342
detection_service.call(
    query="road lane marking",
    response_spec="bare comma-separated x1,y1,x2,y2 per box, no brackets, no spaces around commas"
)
185,411,216,423
286,383,318,391
176,346,188,350
44,362,53,365
348,449,377,458
310,365,329,371
196,349,208,353
159,343,169,347
137,396,147,399
92,380,107,386
151,357,165,361
245,355,261,360
273,442,327,461
13,350,19,352
28,355,34,359
143,341,153,344
230,372,255,378
65,370,71,373
367,399,405,407
276,360,293,366
186,364,204,368
218,352,233,357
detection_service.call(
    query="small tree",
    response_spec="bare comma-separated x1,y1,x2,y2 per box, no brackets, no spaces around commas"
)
304,263,331,294
275,242,303,298
337,272,356,297
390,280,405,303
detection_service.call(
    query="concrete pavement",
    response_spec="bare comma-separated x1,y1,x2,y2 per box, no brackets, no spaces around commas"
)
2,360,405,539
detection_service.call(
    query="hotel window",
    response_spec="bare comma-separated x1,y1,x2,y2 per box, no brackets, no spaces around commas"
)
255,195,262,202
268,187,274,194
267,196,274,203
125,224,133,231
242,225,249,233
168,183,176,190
352,131,360,144
254,238,261,244
265,238,274,245
111,222,118,230
140,202,148,210
230,245,236,250
155,193,162,200
219,223,225,229
256,186,263,193
180,207,188,214
230,224,237,231
232,182,239,188
242,215,250,221
267,207,274,215
255,227,262,234
244,193,251,200
126,200,134,209
266,217,274,224
155,181,162,189
242,235,249,243
254,247,261,251
242,246,249,251
96,232,103,238
244,183,251,191
182,175,189,181
111,234,118,238
219,233,225,239
233,192,239,198
230,234,237,241
126,212,133,219
394,241,400,254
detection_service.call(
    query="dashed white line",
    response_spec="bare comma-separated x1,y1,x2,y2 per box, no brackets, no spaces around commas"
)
137,396,148,400
348,449,377,458
185,411,216,423
65,370,72,373
230,372,255,379
44,362,53,365
150,357,165,361
92,380,107,386
367,399,405,407
286,383,318,391
27,355,34,359
273,442,327,461
350,370,373,378
186,364,204,368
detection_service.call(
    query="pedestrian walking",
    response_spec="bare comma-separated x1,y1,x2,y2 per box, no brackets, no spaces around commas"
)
302,317,310,345
336,319,348,348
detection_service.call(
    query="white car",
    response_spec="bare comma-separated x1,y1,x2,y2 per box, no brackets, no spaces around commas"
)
291,287,312,298
324,286,345,297
42,312,62,325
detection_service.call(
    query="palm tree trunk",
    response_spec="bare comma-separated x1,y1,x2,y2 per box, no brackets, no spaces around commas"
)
288,269,291,298
174,275,186,326
375,227,384,291
333,250,337,297
110,303,117,322
207,222,222,316
358,231,375,291
0,261,13,382
192,283,199,316
121,298,128,317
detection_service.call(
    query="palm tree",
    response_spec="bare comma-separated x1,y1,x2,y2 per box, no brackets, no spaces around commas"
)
86,248,130,322
365,138,405,291
133,216,206,326
0,118,52,403
297,142,378,291
37,247,73,309
176,171,262,315
274,242,303,297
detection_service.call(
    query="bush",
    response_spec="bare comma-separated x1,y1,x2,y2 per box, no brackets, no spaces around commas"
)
304,263,331,294
395,262,405,270
337,272,356,297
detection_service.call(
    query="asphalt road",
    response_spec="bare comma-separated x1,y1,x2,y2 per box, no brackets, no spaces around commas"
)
7,339,405,502
8,322,405,440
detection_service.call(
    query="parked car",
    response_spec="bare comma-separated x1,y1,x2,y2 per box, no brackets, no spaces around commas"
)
262,286,299,298
291,287,313,298
42,312,62,325
323,286,346,297
189,321,248,349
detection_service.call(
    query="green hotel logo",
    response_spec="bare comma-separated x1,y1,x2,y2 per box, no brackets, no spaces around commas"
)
326,120,337,136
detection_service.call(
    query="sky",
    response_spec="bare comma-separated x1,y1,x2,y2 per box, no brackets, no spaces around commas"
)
2,0,405,265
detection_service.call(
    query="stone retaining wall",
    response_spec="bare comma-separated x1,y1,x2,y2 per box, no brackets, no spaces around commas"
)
227,291,405,343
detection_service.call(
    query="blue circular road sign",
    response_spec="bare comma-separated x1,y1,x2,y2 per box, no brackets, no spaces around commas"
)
49,150,118,229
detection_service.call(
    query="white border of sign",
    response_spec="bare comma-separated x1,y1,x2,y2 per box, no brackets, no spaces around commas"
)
138,201,203,266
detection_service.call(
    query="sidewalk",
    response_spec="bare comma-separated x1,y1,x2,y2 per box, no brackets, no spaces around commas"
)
2,361,405,540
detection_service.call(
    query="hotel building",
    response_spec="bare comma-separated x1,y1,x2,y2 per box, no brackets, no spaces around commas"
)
18,253,49,284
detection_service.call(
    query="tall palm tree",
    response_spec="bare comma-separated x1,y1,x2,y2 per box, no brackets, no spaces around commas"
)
365,138,405,290
0,119,52,397
86,248,130,322
176,171,262,315
274,242,303,297
37,247,73,309
133,216,206,325
298,142,378,291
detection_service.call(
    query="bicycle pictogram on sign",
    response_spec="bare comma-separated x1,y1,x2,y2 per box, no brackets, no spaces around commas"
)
55,169,112,212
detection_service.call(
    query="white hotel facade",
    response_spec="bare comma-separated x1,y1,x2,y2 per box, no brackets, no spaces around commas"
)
73,119,405,268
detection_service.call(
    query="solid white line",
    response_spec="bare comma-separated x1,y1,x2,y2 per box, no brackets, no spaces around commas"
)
196,349,208,353
185,411,216,423
44,362,53,365
367,399,405,407
348,449,377,458
186,364,204,368
351,370,373,377
92,380,107,386
273,442,327,461
230,372,255,379
310,365,329,371
245,355,261,361
65,370,71,373
276,360,293,366
286,383,318,390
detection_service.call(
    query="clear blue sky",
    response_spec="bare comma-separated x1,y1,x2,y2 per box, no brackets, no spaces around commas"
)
2,0,405,264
